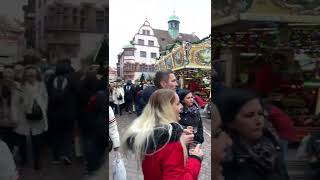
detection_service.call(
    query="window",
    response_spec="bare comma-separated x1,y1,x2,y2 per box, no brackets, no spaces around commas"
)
73,16,77,25
147,30,150,35
151,52,157,58
38,0,41,8
138,39,144,45
148,40,154,46
142,30,146,35
140,51,146,57
80,18,85,29
124,50,134,56
96,11,105,32
73,8,77,14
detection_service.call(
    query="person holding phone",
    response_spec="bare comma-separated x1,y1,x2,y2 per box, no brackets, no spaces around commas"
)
122,89,203,180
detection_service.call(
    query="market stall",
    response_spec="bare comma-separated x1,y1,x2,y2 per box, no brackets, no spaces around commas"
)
213,0,320,141
155,36,211,101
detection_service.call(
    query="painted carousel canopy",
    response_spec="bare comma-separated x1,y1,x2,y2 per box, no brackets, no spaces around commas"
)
212,0,320,27
155,35,211,71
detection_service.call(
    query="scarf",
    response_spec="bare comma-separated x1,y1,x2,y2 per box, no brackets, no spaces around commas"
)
228,130,279,175
185,104,199,115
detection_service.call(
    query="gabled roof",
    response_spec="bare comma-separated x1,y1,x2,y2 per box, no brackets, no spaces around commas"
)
153,29,200,52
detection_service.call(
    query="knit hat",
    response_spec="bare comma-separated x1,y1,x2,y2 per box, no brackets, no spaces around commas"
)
214,88,259,126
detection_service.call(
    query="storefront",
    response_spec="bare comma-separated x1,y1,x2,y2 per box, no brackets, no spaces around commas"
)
155,36,211,101
213,0,320,141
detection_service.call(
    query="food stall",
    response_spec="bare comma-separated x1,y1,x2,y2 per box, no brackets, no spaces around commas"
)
213,0,320,141
155,36,211,101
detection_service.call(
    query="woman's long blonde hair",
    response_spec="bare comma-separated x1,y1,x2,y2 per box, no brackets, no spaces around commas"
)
121,89,187,165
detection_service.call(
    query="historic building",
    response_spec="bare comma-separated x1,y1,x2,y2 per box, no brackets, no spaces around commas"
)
24,0,107,67
117,12,200,82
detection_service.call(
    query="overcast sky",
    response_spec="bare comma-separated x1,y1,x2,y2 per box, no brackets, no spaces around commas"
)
109,0,211,68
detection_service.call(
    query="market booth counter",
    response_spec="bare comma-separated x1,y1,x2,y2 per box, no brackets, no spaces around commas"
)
213,0,320,142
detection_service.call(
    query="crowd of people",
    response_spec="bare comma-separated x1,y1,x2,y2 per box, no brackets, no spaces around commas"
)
0,57,108,179
108,69,208,179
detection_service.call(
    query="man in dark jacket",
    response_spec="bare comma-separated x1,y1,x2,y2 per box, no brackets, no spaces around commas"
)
135,70,178,116
83,79,108,173
124,80,135,113
47,61,77,164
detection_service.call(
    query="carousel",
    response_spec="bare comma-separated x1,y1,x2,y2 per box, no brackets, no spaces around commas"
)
155,36,211,101
213,0,320,142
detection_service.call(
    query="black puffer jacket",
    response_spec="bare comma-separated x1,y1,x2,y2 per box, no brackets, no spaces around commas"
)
136,86,157,116
179,103,204,143
222,130,289,180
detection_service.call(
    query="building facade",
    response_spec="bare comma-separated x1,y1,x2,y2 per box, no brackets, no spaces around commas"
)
28,0,107,66
23,0,36,48
117,13,200,82
109,67,117,82
0,17,26,65
117,20,158,81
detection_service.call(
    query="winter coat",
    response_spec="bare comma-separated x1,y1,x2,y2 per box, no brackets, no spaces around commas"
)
112,87,125,105
136,86,157,116
179,103,204,143
109,106,120,148
47,74,77,127
124,83,135,101
267,105,295,142
140,123,201,180
222,130,289,180
0,84,20,128
14,82,48,136
126,123,201,180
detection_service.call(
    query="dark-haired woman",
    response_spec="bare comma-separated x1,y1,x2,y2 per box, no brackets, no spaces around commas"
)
178,89,204,144
215,88,289,180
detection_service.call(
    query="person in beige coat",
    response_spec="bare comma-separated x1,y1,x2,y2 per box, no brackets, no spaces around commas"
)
13,65,48,170
112,82,125,116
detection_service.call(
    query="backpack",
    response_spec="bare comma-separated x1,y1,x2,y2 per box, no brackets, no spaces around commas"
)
51,75,69,104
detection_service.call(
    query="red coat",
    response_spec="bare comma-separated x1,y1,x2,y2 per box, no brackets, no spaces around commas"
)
268,105,295,141
142,141,201,180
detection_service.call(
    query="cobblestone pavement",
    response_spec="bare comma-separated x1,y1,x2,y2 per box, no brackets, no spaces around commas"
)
109,112,212,180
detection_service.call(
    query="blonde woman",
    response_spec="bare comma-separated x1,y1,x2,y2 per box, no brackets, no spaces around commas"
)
122,89,203,180
112,82,124,116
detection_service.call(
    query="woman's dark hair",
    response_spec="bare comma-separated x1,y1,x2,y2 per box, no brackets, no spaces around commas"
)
215,88,259,126
177,89,191,105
